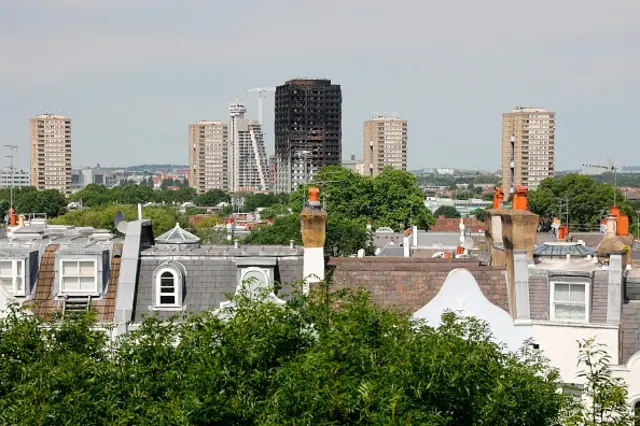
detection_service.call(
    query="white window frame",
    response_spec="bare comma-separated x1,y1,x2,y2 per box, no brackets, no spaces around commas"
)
154,267,181,309
0,259,26,296
238,267,271,296
59,259,99,296
549,281,590,323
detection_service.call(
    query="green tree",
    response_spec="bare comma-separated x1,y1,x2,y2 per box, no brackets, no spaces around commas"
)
434,205,461,218
243,214,302,246
70,183,111,207
173,186,197,203
563,338,637,426
15,189,67,218
49,204,187,236
290,166,434,231
194,189,230,206
472,208,486,221
0,200,9,223
528,174,634,232
244,193,289,212
0,290,568,425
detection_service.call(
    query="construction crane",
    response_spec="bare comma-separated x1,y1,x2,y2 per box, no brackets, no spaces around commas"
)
582,158,623,205
245,87,276,126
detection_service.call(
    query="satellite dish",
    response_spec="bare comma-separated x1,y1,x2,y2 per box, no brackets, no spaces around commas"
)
462,237,475,250
114,210,127,234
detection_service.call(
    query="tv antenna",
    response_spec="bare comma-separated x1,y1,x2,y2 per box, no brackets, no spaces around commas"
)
582,158,622,206
4,145,17,208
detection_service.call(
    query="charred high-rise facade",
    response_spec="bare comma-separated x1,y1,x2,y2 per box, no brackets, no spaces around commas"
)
275,79,342,193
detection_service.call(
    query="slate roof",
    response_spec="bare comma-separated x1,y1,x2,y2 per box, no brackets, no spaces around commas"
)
27,245,61,318
568,232,605,249
27,243,123,322
132,246,304,322
533,242,596,258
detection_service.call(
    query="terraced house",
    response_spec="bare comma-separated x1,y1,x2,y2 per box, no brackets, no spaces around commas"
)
2,189,640,413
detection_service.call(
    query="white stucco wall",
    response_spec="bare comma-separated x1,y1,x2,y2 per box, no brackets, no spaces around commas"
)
612,353,640,409
531,322,619,384
413,268,532,352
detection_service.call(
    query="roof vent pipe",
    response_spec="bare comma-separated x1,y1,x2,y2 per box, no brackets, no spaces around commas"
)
233,239,239,249
137,203,143,220
289,239,294,249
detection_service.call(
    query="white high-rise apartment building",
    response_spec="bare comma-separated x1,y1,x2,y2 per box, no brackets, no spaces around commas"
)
228,102,268,192
363,115,407,177
189,121,228,193
0,168,30,189
501,107,556,193
29,114,72,194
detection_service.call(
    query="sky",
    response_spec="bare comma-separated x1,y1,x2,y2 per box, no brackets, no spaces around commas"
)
0,0,639,172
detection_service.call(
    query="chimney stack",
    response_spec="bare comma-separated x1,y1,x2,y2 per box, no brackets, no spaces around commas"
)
300,187,327,294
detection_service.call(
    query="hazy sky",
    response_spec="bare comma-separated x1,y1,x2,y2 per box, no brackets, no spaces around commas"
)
1,0,638,172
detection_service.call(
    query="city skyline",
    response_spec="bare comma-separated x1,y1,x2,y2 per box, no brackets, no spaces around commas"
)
1,1,639,172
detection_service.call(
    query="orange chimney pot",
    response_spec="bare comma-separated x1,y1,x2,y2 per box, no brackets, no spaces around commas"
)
513,185,528,211
610,205,620,218
557,224,568,240
617,214,629,236
493,187,504,209
308,186,319,203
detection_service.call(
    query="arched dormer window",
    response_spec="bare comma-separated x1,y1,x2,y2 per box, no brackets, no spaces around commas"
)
238,267,270,300
153,264,184,310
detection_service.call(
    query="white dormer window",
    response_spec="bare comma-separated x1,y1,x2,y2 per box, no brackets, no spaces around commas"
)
155,268,181,309
60,259,98,296
550,281,589,322
238,267,271,299
0,260,26,296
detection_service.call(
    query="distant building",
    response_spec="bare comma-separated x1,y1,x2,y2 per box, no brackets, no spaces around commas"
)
267,155,277,189
275,79,342,193
424,197,492,217
0,168,30,189
342,154,364,175
363,115,407,177
436,168,455,175
189,121,228,194
228,102,268,192
29,114,72,194
501,107,555,193
71,167,116,190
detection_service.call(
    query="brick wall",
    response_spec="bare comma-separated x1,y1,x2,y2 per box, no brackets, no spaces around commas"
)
621,301,640,364
430,216,485,233
328,257,509,314
529,271,549,320
592,271,609,323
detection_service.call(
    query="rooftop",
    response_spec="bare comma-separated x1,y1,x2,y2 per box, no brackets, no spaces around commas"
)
533,241,596,258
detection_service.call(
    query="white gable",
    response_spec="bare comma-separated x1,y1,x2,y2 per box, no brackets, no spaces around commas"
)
413,268,532,352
